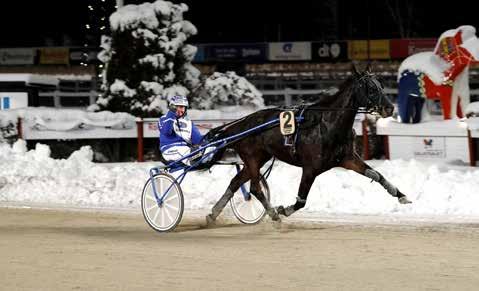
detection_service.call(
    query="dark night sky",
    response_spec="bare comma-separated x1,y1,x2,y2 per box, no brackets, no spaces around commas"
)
1,0,478,47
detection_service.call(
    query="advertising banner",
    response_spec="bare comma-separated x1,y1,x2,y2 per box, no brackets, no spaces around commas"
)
413,137,446,159
348,40,390,60
0,48,35,65
0,92,28,109
193,45,205,63
207,43,266,62
70,49,99,64
311,41,348,62
390,39,437,59
40,48,69,65
268,42,311,61
143,118,235,138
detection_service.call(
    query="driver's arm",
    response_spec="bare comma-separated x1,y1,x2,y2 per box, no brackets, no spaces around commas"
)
159,111,176,136
191,123,203,145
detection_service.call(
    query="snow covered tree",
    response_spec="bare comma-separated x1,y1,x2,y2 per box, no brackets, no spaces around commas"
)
191,71,264,109
94,0,200,117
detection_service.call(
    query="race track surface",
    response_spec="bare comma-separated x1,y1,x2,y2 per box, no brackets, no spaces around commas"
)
1,207,479,290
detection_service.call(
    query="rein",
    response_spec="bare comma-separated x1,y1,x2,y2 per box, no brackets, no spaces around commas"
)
302,106,375,114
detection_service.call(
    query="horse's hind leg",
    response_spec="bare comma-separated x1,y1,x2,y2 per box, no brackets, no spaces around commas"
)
206,167,251,225
341,155,412,204
276,167,316,217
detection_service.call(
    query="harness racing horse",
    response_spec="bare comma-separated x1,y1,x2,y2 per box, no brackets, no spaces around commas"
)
205,65,412,225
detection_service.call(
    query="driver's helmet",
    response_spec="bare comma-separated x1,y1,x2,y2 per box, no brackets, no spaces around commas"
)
169,95,189,111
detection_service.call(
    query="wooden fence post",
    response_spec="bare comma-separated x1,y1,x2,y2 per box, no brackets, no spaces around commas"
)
383,135,390,160
136,118,144,162
468,129,476,167
17,117,23,139
362,119,370,160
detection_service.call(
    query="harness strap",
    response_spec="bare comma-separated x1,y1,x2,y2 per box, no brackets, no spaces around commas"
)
283,107,306,156
291,107,306,155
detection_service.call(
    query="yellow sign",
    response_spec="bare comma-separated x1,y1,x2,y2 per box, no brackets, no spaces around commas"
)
348,40,390,60
39,48,70,65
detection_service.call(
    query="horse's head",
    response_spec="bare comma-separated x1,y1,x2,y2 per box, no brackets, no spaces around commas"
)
352,64,394,118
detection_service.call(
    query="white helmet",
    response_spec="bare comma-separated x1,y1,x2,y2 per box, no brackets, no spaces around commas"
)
169,95,189,108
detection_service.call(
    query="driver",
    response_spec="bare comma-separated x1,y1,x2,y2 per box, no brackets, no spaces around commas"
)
158,95,203,165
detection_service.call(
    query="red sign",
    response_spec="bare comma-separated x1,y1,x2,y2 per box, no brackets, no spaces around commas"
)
390,39,436,59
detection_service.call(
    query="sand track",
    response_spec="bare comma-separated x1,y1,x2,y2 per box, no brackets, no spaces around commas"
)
1,207,479,290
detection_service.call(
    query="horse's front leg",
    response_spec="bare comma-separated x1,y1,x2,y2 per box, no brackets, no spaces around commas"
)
276,168,316,217
341,156,412,204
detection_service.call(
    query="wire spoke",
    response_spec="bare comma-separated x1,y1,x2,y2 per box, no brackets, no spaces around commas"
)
165,203,178,211
145,194,156,202
147,204,158,211
152,208,160,223
163,194,178,203
164,207,173,224
160,207,166,226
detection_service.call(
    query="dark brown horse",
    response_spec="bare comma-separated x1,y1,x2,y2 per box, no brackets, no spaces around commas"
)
205,66,412,224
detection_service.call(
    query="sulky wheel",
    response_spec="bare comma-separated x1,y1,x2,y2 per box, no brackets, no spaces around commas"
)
141,173,184,232
230,177,270,224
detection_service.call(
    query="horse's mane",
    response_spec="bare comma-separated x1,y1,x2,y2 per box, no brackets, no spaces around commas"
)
309,75,356,108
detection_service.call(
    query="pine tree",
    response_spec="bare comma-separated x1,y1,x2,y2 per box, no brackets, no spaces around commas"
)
94,0,200,117
191,71,264,109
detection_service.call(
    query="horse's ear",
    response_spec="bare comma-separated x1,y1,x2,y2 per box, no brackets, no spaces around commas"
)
365,62,372,74
351,63,360,77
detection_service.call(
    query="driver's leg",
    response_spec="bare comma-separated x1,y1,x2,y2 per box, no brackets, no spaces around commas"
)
162,146,191,165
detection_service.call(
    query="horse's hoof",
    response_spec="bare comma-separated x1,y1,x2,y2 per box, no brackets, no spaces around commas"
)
205,214,216,226
267,208,281,222
277,206,286,216
398,196,412,204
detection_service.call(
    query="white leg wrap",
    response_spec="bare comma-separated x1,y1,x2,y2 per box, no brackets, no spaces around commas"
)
211,188,234,218
364,169,380,181
365,169,397,197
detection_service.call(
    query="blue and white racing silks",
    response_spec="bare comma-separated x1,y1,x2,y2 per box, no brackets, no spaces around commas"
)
158,110,203,163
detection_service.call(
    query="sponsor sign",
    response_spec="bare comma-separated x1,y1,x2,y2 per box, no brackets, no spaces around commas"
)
390,39,437,59
0,92,28,109
268,42,311,61
143,118,235,138
70,49,99,63
193,45,205,63
413,137,446,158
1,96,10,110
0,48,35,65
312,41,348,62
39,48,69,65
207,43,266,61
348,40,390,60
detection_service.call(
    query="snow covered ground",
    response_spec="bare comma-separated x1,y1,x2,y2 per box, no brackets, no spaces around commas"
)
2,140,479,223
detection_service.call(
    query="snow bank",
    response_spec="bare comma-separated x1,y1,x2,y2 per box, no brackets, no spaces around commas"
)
2,141,479,218
0,108,136,131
